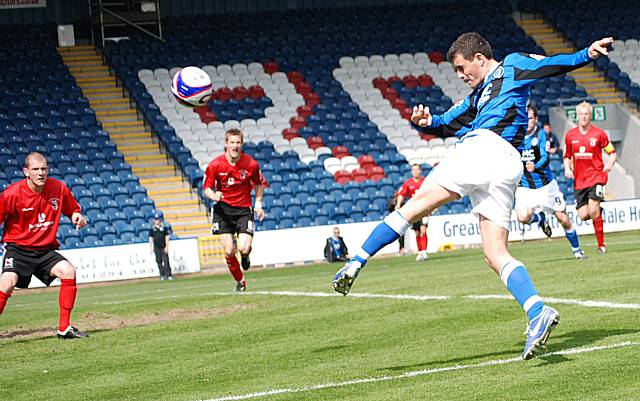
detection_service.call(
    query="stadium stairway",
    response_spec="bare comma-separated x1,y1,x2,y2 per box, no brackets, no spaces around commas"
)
58,45,212,238
516,17,629,105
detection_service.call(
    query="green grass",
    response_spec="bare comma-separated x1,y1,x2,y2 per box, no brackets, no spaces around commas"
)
1,231,639,401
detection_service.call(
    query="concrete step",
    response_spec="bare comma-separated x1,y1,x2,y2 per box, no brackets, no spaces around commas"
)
140,176,183,185
116,138,157,147
118,143,160,153
129,160,172,169
145,182,192,193
96,109,138,118
102,121,145,129
68,65,109,73
92,102,133,112
98,114,140,123
150,192,198,202
125,152,165,161
107,125,146,134
73,71,112,80
160,204,205,215
133,166,176,177
75,76,115,85
174,230,212,238
162,210,205,220
57,45,97,52
89,97,130,107
148,187,195,197
61,54,102,62
167,216,209,226
172,222,212,231
155,198,201,208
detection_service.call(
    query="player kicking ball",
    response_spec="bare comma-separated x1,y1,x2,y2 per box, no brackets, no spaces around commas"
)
0,152,89,339
333,32,613,359
203,129,266,292
515,105,586,259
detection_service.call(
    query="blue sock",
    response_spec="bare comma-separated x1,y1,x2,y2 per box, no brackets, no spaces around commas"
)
500,260,544,320
529,213,540,224
564,227,580,251
352,211,410,267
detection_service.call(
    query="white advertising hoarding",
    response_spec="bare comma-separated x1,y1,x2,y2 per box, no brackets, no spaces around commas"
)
0,0,46,9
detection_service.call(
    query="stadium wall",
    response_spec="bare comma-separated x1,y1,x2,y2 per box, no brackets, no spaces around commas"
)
250,198,640,266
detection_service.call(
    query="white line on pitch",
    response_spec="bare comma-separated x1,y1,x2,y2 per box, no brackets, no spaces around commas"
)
10,290,640,310
199,341,639,401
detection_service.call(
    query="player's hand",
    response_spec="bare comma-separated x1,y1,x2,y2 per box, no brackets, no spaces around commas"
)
565,169,574,179
588,37,614,59
212,191,224,202
255,207,266,221
525,161,535,172
603,164,613,173
411,104,432,127
72,212,87,230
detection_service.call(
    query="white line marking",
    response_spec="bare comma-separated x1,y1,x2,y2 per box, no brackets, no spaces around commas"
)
465,295,640,310
10,290,639,310
199,341,639,401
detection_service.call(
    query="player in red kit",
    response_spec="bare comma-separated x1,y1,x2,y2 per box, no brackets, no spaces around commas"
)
203,129,265,291
396,164,429,261
564,102,617,254
0,152,88,338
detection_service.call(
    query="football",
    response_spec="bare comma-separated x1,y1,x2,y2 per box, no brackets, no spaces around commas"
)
170,66,213,107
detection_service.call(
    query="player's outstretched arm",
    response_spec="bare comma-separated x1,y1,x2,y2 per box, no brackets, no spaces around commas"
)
71,212,87,230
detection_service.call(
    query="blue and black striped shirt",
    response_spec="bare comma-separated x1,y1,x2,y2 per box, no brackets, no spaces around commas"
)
520,126,553,189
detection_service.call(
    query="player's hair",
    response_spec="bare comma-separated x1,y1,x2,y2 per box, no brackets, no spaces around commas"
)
411,163,422,169
576,101,593,113
225,128,244,143
527,104,539,118
447,32,494,62
24,152,47,168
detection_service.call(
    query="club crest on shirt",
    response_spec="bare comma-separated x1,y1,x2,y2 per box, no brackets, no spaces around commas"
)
50,198,60,210
531,137,538,147
589,138,597,147
493,66,504,79
239,170,248,180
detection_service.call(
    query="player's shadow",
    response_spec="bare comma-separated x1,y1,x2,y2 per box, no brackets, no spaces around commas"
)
378,327,639,371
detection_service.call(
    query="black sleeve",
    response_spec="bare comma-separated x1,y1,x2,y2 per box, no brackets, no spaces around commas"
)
340,238,348,256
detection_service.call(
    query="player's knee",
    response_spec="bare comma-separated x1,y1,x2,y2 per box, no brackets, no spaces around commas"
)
52,261,76,280
0,273,17,294
239,244,251,256
578,209,590,221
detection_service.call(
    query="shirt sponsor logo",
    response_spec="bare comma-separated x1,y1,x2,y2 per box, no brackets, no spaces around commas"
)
21,207,33,212
29,213,53,232
478,83,493,108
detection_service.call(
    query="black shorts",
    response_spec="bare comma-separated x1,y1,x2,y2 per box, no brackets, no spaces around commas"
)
211,202,255,236
411,216,429,231
575,183,605,209
2,244,68,288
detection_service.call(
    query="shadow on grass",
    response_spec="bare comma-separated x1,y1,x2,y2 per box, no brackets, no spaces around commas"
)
378,327,640,372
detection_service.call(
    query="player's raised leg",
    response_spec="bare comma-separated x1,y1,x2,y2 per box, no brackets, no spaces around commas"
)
332,178,457,295
51,260,88,339
479,217,559,359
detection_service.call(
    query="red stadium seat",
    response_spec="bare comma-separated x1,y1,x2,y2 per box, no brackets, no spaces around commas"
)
391,98,407,109
387,75,402,84
368,166,385,181
287,71,305,85
383,87,398,101
351,168,368,183
216,88,233,101
306,136,324,149
400,107,413,120
418,74,434,87
304,93,321,107
297,104,314,118
248,85,266,99
289,116,307,130
332,145,350,158
233,86,250,100
263,61,279,74
372,77,388,90
282,128,299,140
402,75,419,89
358,154,375,169
428,51,445,64
334,170,351,185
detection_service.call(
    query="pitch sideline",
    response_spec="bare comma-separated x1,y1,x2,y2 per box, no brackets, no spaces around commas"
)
199,341,639,401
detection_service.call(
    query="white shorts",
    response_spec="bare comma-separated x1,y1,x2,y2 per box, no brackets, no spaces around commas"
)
515,179,566,214
429,129,523,229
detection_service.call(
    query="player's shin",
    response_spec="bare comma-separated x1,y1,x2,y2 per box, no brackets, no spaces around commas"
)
225,255,244,282
564,227,581,250
0,289,11,314
593,215,605,248
500,260,544,320
58,278,77,331
352,211,410,267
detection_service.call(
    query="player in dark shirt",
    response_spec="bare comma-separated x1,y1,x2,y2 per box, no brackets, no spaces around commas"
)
149,212,172,281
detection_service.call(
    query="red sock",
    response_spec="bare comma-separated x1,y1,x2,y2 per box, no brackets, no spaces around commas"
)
58,278,77,331
225,255,244,282
0,289,11,314
417,234,427,251
423,233,428,250
593,215,605,248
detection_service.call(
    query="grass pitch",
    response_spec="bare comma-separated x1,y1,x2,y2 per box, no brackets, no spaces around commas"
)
1,231,639,401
